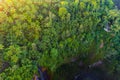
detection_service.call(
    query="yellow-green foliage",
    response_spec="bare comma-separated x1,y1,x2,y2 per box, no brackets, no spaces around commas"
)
58,7,68,20
0,0,120,80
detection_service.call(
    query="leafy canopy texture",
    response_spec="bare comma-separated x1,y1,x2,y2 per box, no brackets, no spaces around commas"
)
0,0,120,79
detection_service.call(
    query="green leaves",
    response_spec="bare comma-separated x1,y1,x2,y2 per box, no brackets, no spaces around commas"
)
4,45,21,64
0,44,4,50
58,7,68,20
0,0,120,79
51,48,58,58
60,1,68,6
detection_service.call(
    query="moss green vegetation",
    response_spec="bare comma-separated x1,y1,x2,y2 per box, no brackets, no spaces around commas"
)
0,0,120,80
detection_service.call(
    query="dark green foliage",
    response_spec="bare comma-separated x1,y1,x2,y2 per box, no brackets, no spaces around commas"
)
0,0,120,80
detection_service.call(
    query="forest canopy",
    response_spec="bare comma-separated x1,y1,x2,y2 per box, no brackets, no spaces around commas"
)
0,0,120,80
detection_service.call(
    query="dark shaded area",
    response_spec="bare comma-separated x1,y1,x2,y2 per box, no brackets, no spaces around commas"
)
113,0,120,9
0,62,9,73
74,68,109,80
53,62,114,80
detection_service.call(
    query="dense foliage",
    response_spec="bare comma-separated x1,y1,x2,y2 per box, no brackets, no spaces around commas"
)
0,0,120,80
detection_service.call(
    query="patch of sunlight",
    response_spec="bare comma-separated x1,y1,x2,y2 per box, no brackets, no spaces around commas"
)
0,0,2,3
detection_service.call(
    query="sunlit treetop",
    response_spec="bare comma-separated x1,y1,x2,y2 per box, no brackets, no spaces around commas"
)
0,0,12,3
